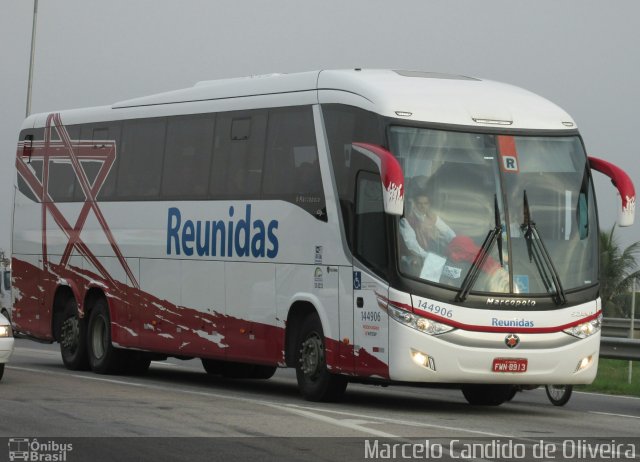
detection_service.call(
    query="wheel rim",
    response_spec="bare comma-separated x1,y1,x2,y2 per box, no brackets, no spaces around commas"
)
299,332,324,380
547,385,566,400
61,316,79,353
91,315,107,360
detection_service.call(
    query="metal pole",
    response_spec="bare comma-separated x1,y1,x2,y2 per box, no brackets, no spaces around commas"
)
630,278,636,384
25,0,39,117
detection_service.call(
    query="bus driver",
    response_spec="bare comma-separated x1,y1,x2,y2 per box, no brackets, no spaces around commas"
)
399,179,509,292
399,183,456,274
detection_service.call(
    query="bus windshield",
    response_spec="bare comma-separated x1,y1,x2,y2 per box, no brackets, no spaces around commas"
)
390,126,598,297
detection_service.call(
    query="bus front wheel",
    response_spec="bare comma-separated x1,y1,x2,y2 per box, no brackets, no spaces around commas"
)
295,313,347,402
545,385,573,406
461,384,513,406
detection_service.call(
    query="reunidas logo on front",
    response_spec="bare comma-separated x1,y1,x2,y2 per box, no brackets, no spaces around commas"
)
8,438,73,461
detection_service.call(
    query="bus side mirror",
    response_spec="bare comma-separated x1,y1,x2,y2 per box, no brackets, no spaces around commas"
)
589,156,635,226
351,143,404,215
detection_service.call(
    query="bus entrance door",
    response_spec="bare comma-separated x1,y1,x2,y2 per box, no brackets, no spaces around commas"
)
353,269,389,379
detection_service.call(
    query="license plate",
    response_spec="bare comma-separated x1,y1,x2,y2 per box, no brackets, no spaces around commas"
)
492,358,528,373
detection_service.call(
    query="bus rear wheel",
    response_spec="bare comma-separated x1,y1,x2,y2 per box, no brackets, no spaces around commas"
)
461,384,513,406
87,299,125,374
124,352,151,375
59,297,90,371
295,313,347,402
0,363,4,381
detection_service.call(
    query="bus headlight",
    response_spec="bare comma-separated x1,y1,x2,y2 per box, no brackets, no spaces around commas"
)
0,325,12,337
563,314,602,339
388,305,454,335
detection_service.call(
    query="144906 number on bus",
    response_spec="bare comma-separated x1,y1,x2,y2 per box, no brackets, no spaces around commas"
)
417,300,454,318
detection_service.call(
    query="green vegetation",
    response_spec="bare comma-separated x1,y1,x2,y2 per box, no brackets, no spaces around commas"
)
599,225,639,318
576,359,640,397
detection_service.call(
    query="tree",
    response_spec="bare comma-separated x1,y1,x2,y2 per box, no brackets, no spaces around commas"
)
599,225,640,318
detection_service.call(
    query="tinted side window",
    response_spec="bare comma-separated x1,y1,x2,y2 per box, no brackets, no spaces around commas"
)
117,118,166,199
161,115,215,199
210,111,266,199
17,128,44,202
47,126,82,202
78,123,122,201
322,105,384,248
262,106,325,218
355,171,388,275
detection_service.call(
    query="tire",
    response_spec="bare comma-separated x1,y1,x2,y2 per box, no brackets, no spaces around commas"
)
505,386,518,402
221,362,255,379
295,313,347,402
461,384,513,406
87,299,126,374
201,358,224,375
0,363,4,381
251,365,277,380
59,297,90,371
545,385,573,406
124,351,151,375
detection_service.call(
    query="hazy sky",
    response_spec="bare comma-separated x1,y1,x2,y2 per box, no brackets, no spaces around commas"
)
1,0,639,253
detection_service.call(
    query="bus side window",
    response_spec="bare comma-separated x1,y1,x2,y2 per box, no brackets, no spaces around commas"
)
210,110,266,199
78,123,122,201
355,171,388,275
262,106,325,218
117,118,166,200
47,125,81,203
161,115,215,199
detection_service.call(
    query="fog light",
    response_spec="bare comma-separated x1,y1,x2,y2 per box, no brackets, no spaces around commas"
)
411,349,436,371
575,355,594,372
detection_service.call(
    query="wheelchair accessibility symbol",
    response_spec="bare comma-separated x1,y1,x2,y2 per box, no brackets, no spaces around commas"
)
353,271,361,290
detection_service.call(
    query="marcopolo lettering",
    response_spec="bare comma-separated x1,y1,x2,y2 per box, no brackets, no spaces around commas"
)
166,205,279,258
486,298,536,307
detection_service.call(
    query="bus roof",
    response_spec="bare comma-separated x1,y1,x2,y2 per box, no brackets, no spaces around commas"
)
23,69,576,131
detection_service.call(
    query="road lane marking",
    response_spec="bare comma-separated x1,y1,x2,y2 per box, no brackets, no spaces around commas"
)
574,390,640,401
7,365,520,439
7,366,394,437
261,404,398,438
590,411,640,420
13,346,60,357
283,404,515,438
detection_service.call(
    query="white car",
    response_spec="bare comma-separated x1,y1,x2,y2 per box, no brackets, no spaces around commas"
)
0,313,14,381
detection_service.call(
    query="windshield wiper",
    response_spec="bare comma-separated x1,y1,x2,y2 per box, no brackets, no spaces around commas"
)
521,190,567,305
494,194,504,267
456,194,503,302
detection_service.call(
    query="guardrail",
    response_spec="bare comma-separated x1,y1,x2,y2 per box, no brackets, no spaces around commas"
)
600,336,640,361
602,317,639,339
600,318,639,361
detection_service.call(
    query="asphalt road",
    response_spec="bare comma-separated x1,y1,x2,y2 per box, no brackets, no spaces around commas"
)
1,339,639,461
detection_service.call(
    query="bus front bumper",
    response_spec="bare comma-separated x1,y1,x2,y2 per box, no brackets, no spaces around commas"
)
388,320,599,385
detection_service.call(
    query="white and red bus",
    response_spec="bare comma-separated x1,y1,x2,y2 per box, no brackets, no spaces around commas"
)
12,70,636,404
